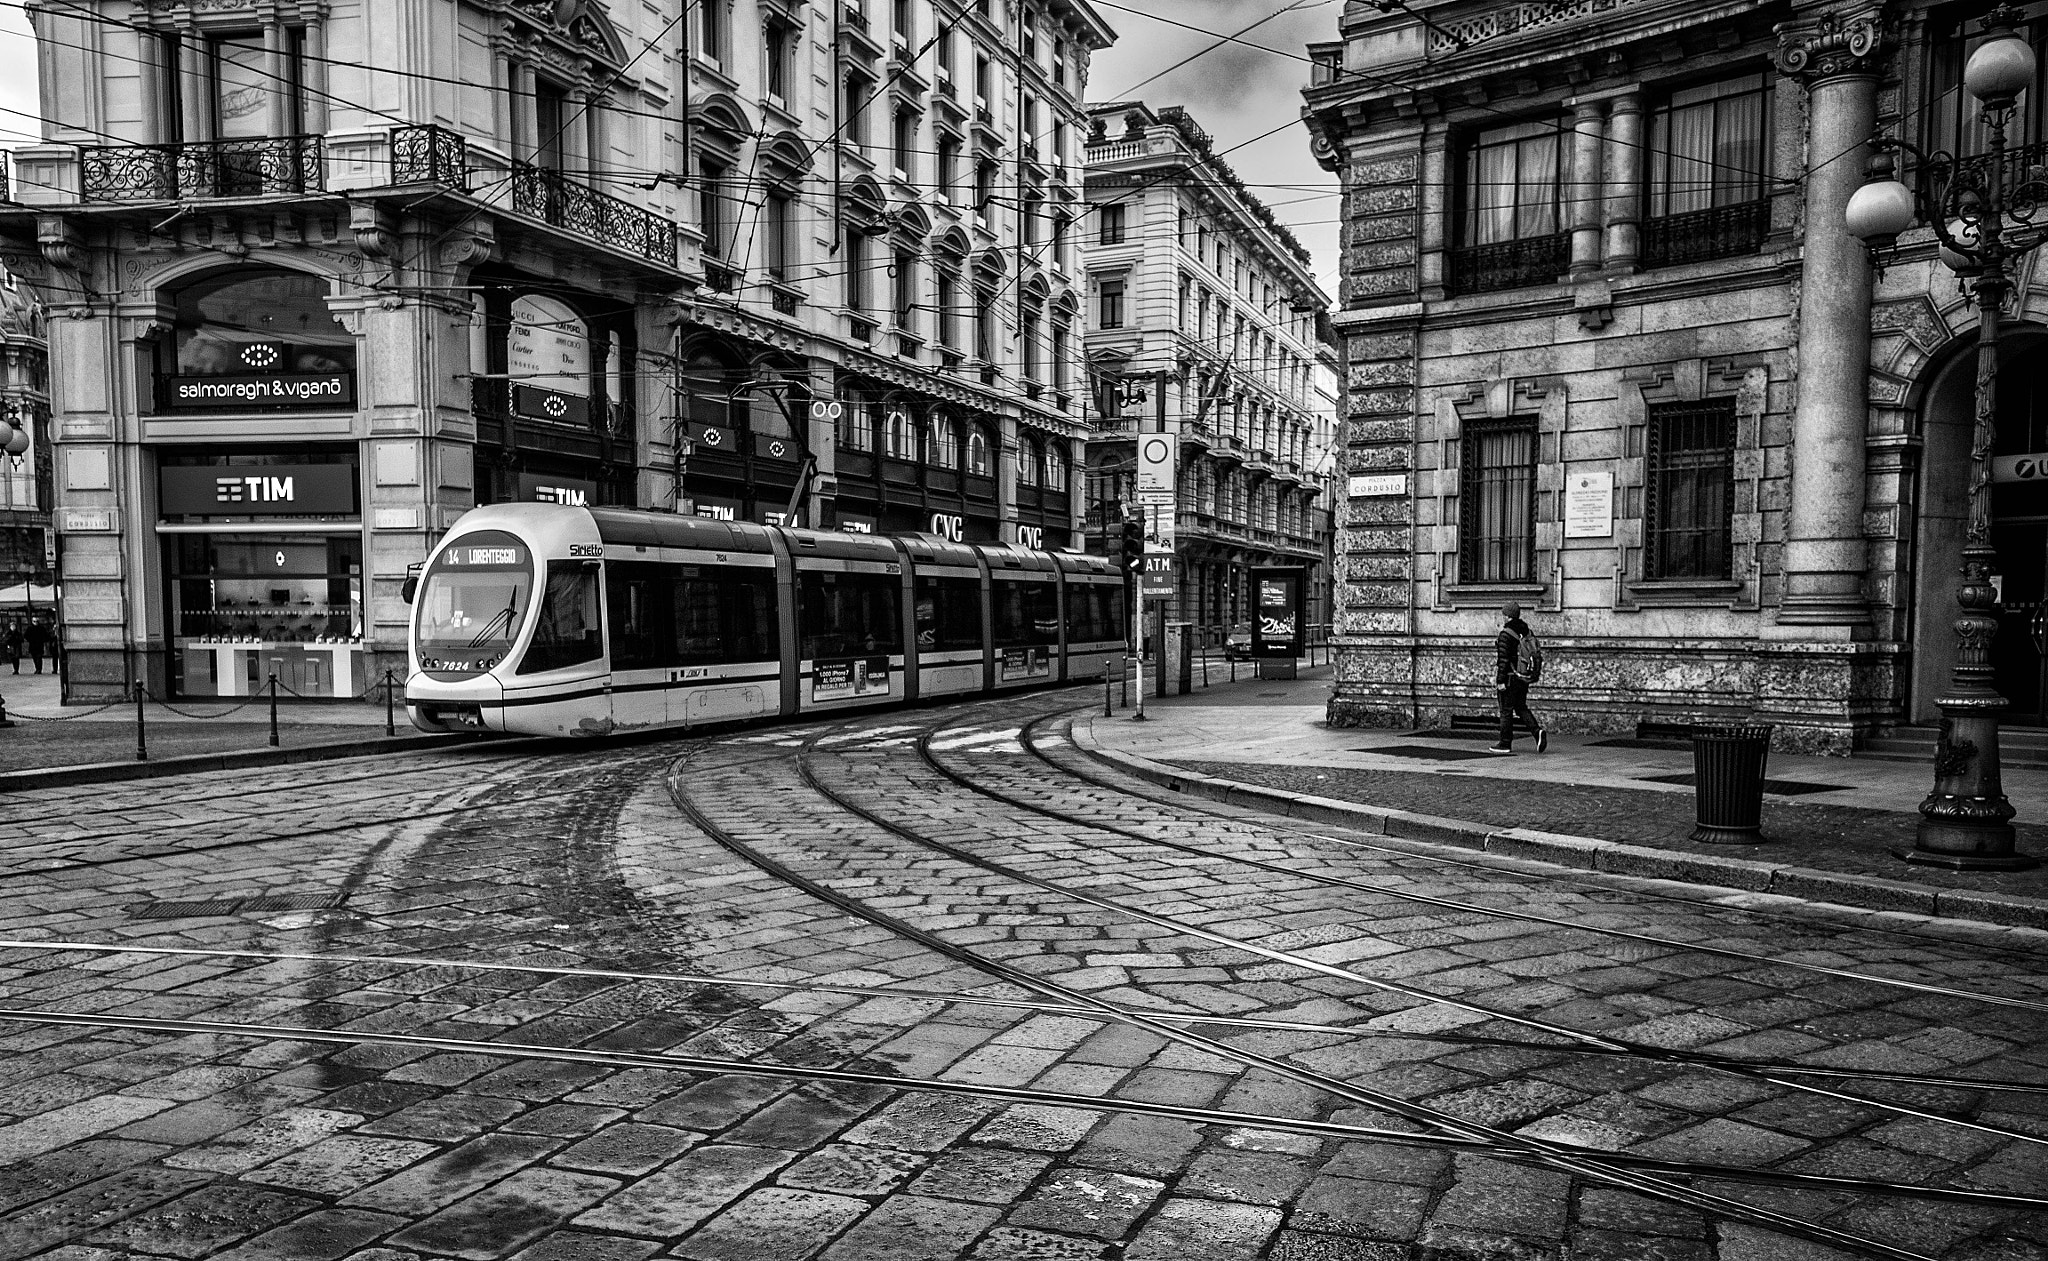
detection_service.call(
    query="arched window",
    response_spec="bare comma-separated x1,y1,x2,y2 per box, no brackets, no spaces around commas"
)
1044,441,1069,492
884,405,916,459
929,413,959,468
161,267,356,411
967,426,992,477
1017,436,1040,486
839,391,875,451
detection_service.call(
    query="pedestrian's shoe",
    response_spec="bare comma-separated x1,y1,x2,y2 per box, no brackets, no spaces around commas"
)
1535,728,1548,753
1486,744,1513,754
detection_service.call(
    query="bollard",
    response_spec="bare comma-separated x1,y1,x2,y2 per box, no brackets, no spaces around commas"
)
1104,670,1113,716
1201,648,1209,689
384,669,397,737
268,673,280,747
1230,656,1238,684
134,682,147,762
0,693,11,728
1120,660,1128,708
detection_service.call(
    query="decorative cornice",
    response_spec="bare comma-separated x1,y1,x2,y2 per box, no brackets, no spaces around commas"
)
1774,4,1891,84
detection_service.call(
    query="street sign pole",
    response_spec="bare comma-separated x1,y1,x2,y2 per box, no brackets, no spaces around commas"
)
1130,582,1146,723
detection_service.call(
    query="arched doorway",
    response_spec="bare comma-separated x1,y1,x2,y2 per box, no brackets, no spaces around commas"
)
1912,322,2048,726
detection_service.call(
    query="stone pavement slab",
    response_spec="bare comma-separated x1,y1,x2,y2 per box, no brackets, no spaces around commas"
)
1070,667,2048,931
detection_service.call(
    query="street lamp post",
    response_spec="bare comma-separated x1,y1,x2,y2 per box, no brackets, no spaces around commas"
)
1846,3,2044,869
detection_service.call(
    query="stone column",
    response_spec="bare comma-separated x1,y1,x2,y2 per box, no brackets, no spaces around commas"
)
512,60,538,162
1603,92,1643,271
1771,4,1887,628
303,24,329,135
1568,99,1606,278
179,37,207,141
263,21,289,136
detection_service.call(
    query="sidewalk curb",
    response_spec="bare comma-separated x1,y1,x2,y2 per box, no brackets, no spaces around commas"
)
0,731,488,793
1067,715,2048,934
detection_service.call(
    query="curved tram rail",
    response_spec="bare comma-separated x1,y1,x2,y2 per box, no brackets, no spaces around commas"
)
659,704,2048,1261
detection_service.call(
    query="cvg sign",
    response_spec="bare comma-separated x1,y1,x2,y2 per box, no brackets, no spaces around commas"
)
1017,525,1044,549
929,512,964,542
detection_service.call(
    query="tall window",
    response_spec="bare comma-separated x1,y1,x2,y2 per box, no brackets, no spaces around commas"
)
839,395,875,450
937,268,959,347
1098,276,1125,329
533,78,569,171
765,192,793,282
1645,399,1735,580
938,136,961,200
1045,442,1068,492
885,406,915,459
765,20,793,101
1018,437,1040,485
698,0,726,67
847,232,871,313
845,72,871,146
974,55,991,107
1022,191,1042,246
893,247,918,331
1459,417,1537,584
1648,74,1769,217
893,108,916,179
1021,300,1042,380
967,426,992,476
893,0,912,43
1925,7,2048,158
1461,118,1564,246
974,290,995,361
698,158,728,258
1099,203,1126,245
936,29,954,82
1051,317,1070,392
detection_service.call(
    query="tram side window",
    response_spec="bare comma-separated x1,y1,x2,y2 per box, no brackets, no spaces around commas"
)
799,571,904,659
608,562,670,671
914,575,983,652
1066,582,1123,644
519,561,604,674
992,578,1059,648
673,567,780,665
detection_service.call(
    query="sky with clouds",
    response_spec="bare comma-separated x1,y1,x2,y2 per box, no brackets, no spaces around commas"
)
0,0,1343,292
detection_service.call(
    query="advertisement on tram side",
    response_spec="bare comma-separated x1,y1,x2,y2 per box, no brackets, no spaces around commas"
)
814,655,893,701
999,646,1050,681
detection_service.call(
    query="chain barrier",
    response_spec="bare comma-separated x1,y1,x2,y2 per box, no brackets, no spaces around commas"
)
0,697,126,722
142,689,272,720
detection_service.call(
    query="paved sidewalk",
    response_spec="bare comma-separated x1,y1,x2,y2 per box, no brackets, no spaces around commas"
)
1072,665,2048,931
0,667,421,777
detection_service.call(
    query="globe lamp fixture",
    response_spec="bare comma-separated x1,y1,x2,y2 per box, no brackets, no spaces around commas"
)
1964,11,2038,104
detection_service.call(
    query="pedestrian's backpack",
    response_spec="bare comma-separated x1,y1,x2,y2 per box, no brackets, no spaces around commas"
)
1513,629,1544,684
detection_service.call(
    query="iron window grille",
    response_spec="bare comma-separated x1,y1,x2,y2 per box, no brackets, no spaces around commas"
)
1459,417,1538,584
1644,398,1736,581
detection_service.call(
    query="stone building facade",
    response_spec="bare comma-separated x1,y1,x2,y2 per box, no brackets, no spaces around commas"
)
0,273,50,594
2,0,1111,701
1304,0,2048,752
1081,102,1340,635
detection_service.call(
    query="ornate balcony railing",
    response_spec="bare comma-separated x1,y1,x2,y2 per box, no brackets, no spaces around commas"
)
1641,199,1770,269
1446,231,1568,295
510,160,680,269
390,123,468,190
81,135,323,202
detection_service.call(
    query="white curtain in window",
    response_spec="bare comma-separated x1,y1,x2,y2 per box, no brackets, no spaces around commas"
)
1514,133,1559,237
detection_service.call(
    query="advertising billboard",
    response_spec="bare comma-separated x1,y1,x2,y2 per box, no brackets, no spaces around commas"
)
1250,566,1306,659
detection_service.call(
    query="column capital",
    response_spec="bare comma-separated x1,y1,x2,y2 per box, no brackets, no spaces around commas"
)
1774,4,1891,85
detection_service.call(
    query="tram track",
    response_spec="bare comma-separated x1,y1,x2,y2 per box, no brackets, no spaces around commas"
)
663,712,2009,1261
912,709,2048,1015
799,713,2048,1153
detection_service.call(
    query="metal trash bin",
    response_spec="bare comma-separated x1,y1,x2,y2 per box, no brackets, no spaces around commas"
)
1689,724,1774,844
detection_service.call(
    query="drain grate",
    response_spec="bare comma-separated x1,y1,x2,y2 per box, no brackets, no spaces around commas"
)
131,892,348,920
1634,772,1849,796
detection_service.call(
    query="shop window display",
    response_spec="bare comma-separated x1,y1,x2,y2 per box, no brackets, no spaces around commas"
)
168,534,364,697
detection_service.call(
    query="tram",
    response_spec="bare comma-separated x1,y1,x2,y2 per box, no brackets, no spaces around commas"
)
404,503,1128,737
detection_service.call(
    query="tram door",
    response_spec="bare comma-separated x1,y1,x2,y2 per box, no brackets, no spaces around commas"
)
1992,518,2047,727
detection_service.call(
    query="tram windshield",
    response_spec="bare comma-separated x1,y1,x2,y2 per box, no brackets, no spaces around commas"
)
416,532,533,670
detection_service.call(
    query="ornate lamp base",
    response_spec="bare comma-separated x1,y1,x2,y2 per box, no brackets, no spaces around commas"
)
1906,711,2035,870
1897,820,2036,870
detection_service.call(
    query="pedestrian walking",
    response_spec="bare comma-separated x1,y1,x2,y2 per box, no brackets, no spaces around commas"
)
1,619,19,674
23,615,51,675
1487,602,1547,755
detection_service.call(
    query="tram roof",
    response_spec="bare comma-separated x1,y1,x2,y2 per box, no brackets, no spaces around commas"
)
587,508,776,554
897,534,982,567
975,543,1057,574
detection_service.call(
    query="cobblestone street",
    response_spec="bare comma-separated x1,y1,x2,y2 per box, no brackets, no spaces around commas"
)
0,688,2046,1260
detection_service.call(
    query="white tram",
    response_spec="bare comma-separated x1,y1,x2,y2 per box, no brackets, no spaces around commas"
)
405,503,1127,737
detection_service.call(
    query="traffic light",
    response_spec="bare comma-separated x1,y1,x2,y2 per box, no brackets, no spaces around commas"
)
1121,515,1144,567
